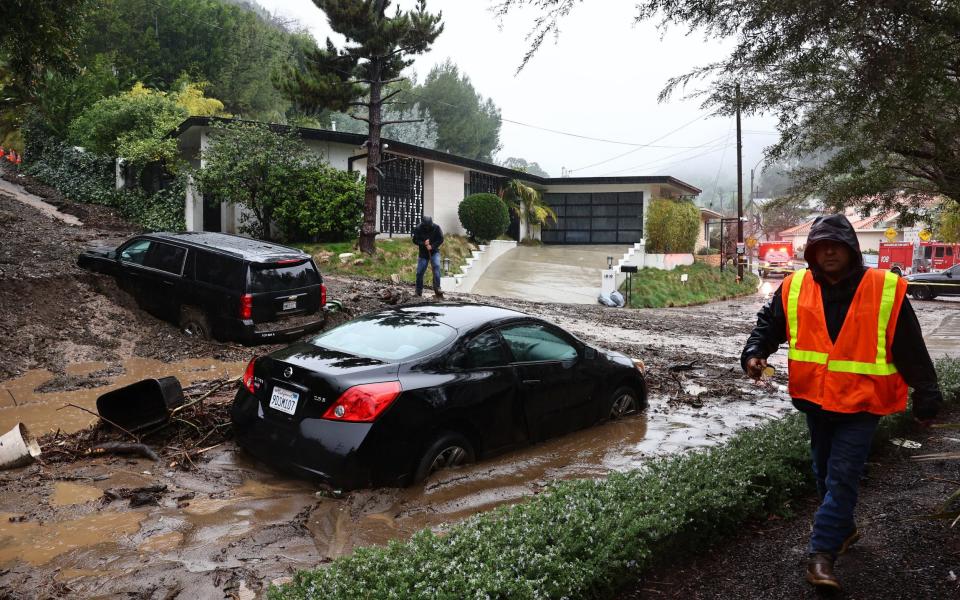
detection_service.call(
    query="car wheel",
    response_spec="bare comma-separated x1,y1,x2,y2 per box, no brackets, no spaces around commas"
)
609,385,641,419
180,306,211,339
913,286,934,301
414,432,475,483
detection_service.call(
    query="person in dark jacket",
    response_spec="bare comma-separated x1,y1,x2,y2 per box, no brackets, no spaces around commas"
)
742,214,941,590
412,216,444,298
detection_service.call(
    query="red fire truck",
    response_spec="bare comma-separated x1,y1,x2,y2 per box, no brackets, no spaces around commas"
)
758,241,796,277
878,241,960,275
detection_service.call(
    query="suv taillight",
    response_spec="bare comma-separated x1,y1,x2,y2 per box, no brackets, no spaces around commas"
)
321,283,327,307
240,294,253,320
242,358,257,393
322,381,401,422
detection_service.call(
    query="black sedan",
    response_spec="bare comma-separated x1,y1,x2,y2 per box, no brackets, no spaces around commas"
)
906,264,960,300
231,303,647,490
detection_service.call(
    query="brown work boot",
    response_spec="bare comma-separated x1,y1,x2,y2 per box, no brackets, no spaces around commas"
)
434,289,444,299
839,528,860,555
805,553,841,590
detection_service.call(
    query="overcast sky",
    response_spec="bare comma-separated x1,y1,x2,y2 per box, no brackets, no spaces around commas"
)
255,0,777,205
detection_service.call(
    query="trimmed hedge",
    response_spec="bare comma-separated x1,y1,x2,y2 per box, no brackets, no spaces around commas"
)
645,199,700,254
458,193,510,243
270,416,811,599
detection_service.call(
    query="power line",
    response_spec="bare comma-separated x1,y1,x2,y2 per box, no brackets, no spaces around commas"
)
596,134,731,176
568,111,716,173
500,117,717,148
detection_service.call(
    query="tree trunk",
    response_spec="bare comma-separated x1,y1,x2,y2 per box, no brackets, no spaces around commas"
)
359,62,383,255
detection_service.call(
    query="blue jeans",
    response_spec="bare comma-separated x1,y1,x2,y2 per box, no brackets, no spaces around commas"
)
416,252,442,294
805,411,880,556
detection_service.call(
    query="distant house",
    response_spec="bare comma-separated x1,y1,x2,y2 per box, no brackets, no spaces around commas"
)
171,116,701,244
778,202,939,254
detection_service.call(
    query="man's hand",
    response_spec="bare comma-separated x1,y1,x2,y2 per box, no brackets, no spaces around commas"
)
425,240,432,251
745,357,768,381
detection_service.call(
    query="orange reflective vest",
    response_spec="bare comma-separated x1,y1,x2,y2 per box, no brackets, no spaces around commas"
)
781,268,908,415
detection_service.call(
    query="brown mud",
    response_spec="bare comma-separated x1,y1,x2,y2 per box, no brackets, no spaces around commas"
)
2,167,959,598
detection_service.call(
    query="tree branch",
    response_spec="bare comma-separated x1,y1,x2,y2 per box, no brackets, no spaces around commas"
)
381,118,423,125
349,114,371,123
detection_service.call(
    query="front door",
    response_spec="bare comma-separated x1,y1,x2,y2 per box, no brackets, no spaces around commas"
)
203,198,222,232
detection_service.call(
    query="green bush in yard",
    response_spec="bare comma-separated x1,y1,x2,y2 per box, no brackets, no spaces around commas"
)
269,415,811,600
936,356,960,403
645,199,700,254
273,164,365,243
458,193,510,243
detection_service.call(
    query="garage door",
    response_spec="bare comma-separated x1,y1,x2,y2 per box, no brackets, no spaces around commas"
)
541,192,643,244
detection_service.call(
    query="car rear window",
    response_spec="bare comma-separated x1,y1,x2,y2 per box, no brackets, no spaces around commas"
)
311,314,456,361
247,260,319,292
194,251,245,289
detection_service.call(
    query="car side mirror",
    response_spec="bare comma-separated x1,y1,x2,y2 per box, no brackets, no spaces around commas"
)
948,271,954,278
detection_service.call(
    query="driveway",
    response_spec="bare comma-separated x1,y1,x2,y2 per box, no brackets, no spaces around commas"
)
471,244,627,304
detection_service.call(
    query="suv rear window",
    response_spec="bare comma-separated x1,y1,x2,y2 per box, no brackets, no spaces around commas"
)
248,260,319,292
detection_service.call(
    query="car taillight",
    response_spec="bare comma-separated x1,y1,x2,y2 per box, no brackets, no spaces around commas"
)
322,381,401,422
321,283,327,307
240,294,253,320
243,358,257,393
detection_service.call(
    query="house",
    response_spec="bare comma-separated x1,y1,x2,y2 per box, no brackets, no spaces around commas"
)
171,117,701,244
697,207,723,251
778,204,936,254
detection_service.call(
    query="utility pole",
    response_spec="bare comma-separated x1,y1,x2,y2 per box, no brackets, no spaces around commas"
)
735,83,744,282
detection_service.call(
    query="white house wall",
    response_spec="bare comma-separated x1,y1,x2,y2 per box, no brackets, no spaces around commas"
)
426,162,468,236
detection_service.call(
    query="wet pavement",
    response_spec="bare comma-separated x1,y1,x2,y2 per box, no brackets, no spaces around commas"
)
471,244,628,304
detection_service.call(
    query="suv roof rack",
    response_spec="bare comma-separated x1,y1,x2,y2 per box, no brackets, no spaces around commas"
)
148,232,309,263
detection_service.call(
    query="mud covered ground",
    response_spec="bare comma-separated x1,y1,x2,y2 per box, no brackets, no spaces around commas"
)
1,167,959,599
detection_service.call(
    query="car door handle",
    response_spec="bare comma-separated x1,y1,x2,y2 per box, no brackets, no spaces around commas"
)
522,379,541,385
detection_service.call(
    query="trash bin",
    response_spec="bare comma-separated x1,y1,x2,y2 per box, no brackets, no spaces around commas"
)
96,377,185,433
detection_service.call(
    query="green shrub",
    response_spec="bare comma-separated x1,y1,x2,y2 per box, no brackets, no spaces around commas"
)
269,415,810,600
458,192,509,243
274,165,365,243
646,199,700,253
21,119,185,231
696,246,720,255
626,262,759,308
936,356,960,403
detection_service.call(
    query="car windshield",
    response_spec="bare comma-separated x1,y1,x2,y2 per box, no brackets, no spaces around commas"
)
311,314,457,361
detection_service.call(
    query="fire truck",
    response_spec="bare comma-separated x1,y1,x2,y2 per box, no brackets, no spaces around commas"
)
878,241,960,275
757,241,796,277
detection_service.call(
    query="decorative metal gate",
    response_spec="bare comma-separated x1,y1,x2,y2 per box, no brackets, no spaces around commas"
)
541,191,644,244
379,153,424,236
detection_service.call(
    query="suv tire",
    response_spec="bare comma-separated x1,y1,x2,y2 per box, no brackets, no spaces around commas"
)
180,306,211,339
414,432,474,483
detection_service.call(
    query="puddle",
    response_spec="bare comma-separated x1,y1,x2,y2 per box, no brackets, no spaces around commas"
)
50,482,103,506
0,357,246,435
0,510,146,565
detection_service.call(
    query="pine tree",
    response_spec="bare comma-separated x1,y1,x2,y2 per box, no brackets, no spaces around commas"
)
279,0,443,254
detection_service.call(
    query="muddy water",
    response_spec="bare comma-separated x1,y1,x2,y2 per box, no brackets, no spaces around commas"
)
0,357,246,435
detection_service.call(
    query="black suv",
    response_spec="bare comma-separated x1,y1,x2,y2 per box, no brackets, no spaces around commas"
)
78,232,326,343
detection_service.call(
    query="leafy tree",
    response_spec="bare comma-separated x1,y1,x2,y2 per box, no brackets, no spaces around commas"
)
499,179,556,240
501,156,549,178
760,200,810,239
415,60,501,161
0,0,91,87
645,199,699,254
68,81,224,167
278,0,443,254
936,202,960,244
496,0,960,216
193,121,316,241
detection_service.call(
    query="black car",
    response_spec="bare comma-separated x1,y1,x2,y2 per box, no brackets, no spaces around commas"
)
78,232,326,343
906,264,960,300
231,303,648,490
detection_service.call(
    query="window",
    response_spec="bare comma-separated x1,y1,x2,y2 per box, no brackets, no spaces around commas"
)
195,251,244,289
500,323,578,362
924,246,933,259
451,330,507,369
119,239,152,265
936,246,945,258
144,242,186,275
248,261,320,292
947,247,954,257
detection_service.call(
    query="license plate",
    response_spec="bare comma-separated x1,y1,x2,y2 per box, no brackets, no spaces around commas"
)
269,386,299,415
282,300,297,311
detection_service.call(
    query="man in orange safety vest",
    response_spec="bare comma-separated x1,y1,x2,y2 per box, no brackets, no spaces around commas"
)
741,214,942,590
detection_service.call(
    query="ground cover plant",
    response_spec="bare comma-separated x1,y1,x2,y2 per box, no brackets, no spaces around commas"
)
270,358,960,599
299,235,475,284
626,262,759,308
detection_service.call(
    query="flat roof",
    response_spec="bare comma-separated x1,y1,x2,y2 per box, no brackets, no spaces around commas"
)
172,116,702,195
